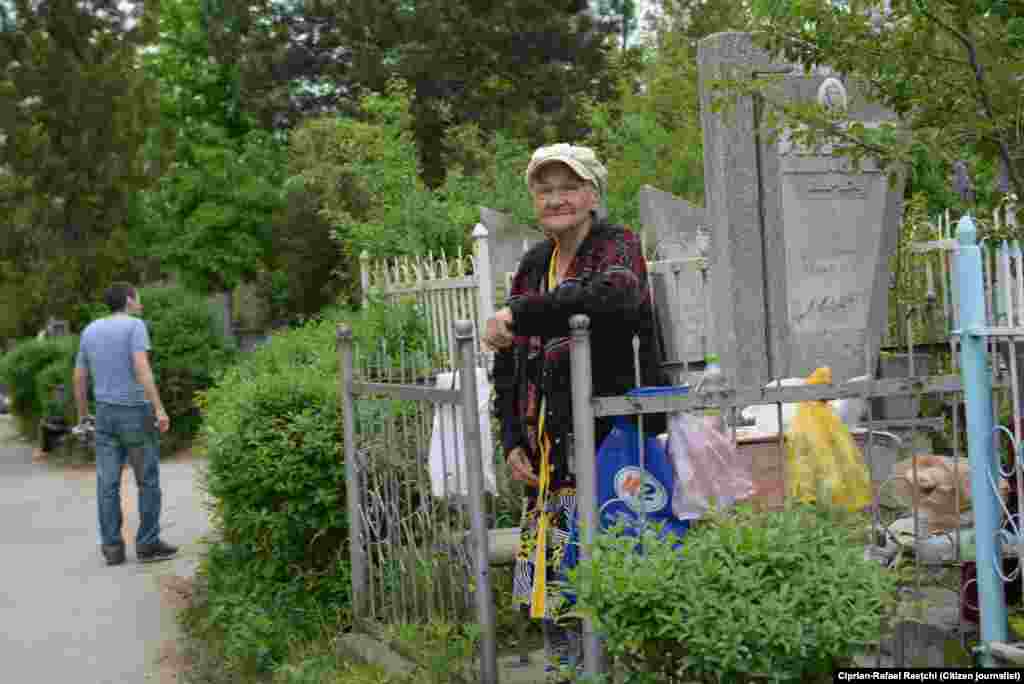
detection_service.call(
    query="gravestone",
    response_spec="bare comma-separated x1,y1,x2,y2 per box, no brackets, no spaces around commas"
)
638,185,711,369
638,185,706,260
698,32,904,387
478,207,543,292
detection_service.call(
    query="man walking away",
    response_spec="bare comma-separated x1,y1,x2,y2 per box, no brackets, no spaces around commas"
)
73,283,179,566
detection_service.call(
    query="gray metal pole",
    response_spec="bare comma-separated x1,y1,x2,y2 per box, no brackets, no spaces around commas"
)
455,319,498,684
338,324,368,620
569,314,605,675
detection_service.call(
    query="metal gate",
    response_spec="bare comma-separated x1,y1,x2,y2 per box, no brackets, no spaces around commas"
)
338,320,499,682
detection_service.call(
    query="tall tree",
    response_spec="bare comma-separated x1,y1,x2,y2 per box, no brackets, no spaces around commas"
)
136,0,285,339
0,0,159,335
149,1,621,186
316,0,620,186
597,0,639,49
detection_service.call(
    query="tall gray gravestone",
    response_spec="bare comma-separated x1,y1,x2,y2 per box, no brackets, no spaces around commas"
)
638,185,706,259
479,207,543,293
638,185,710,369
698,32,904,387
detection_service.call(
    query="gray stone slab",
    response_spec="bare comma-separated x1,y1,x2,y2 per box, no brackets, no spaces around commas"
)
638,185,706,260
640,185,711,367
650,260,709,370
882,587,971,668
776,129,903,382
697,32,903,387
337,633,418,678
479,206,542,292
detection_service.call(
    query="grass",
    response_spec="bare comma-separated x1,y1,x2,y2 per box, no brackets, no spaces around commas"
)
180,578,412,684
178,561,545,684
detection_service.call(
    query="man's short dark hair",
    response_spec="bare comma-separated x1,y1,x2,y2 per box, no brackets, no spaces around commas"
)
104,282,137,313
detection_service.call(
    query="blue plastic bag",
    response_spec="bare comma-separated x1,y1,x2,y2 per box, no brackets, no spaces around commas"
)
562,387,691,575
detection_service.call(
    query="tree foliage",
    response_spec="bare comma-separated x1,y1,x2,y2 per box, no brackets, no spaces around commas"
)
135,0,286,301
0,0,158,336
308,0,619,186
740,0,1024,222
581,1,740,230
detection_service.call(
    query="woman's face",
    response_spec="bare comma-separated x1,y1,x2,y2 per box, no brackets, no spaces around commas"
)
529,163,597,239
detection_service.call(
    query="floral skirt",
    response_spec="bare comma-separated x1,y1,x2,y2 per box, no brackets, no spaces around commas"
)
512,485,577,619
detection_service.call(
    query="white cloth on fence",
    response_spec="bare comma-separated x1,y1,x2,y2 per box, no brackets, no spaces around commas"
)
428,368,497,498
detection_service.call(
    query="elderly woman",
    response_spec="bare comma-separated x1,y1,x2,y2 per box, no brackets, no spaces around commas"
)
483,143,667,678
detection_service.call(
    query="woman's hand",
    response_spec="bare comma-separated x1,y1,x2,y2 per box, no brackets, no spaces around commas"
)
507,446,538,486
482,307,515,351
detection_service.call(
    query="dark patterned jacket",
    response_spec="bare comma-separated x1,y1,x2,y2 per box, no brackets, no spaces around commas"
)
492,218,668,492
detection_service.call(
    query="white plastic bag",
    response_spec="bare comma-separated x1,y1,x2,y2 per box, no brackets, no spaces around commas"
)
667,413,755,520
428,368,497,498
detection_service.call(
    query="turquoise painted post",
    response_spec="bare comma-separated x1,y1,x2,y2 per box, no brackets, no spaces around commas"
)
957,214,1009,666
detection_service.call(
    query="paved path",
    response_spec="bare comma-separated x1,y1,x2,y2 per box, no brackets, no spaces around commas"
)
0,415,211,683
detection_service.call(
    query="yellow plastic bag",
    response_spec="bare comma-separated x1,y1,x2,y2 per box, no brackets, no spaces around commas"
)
785,367,873,511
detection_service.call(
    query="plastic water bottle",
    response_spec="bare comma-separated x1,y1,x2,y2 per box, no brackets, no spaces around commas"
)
698,353,724,392
697,353,725,421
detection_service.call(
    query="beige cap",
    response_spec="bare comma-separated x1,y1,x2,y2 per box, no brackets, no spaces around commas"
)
525,143,608,198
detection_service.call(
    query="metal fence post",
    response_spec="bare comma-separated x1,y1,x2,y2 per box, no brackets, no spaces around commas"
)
360,250,371,309
455,319,498,684
338,324,368,620
473,224,496,333
569,314,605,675
473,223,495,369
956,214,1008,665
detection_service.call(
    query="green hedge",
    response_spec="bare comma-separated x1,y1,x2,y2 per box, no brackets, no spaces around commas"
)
0,335,80,434
136,286,238,454
193,299,432,674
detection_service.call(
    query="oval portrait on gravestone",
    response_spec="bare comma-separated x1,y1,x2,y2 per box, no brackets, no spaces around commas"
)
817,77,848,112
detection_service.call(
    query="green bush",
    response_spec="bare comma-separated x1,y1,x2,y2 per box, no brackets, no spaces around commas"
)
35,357,77,419
566,504,898,683
194,299,432,673
136,285,238,454
0,335,79,427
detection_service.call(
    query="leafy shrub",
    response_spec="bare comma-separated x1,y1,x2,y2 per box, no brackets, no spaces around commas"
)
136,285,238,454
0,335,79,429
566,504,898,683
194,299,432,673
35,356,77,419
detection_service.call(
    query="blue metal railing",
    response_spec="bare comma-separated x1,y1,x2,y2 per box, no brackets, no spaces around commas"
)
955,213,1011,665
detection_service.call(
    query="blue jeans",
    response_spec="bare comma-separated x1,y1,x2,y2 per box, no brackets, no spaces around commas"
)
95,402,162,547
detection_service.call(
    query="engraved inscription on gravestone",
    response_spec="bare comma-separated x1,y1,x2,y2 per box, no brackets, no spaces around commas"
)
778,129,891,378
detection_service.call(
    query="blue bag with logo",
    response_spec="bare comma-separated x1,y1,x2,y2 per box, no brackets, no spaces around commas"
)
561,387,691,577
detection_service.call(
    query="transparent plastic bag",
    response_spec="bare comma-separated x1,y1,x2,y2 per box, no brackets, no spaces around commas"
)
667,413,755,520
785,367,872,511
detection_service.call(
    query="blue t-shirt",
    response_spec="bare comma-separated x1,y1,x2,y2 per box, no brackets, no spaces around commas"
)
75,315,151,406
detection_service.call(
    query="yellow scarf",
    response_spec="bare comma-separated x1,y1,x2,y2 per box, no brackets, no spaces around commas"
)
530,242,559,618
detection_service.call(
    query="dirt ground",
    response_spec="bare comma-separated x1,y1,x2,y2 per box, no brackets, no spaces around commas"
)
155,575,196,683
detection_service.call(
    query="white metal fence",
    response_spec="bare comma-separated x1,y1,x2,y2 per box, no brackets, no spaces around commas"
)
359,224,497,369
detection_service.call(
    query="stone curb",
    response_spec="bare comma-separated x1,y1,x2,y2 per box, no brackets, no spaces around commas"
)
336,633,418,678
